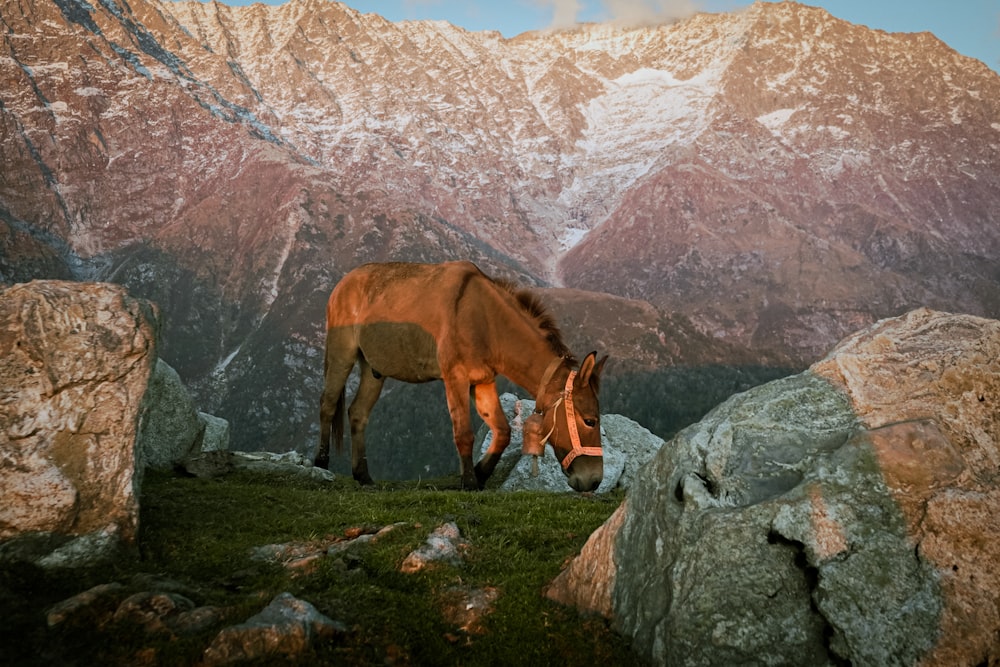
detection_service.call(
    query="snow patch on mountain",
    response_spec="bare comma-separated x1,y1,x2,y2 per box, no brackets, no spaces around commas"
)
560,66,718,227
757,108,798,133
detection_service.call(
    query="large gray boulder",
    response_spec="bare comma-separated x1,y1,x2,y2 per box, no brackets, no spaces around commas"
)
138,359,206,470
0,281,158,566
138,360,232,470
547,309,1000,666
475,393,663,493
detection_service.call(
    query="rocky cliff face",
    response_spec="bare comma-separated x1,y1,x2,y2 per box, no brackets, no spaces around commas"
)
2,0,998,456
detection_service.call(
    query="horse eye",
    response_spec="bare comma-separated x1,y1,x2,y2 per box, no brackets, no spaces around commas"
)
584,418,597,428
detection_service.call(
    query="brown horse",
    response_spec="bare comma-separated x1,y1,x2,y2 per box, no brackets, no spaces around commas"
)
315,261,607,492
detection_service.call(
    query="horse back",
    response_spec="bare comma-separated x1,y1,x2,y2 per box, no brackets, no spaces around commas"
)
326,261,491,328
325,261,509,381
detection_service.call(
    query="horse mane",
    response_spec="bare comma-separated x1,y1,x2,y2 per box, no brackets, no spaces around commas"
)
494,278,575,362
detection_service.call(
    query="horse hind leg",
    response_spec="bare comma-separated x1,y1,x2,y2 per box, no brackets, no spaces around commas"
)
317,329,357,469
347,357,384,485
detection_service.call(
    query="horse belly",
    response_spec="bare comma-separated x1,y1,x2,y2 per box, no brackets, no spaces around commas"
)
358,322,442,383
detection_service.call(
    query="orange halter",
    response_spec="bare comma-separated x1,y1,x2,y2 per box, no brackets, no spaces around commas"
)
557,370,603,470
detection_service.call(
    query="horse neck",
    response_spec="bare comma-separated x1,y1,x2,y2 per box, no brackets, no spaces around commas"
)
481,284,567,400
492,335,564,402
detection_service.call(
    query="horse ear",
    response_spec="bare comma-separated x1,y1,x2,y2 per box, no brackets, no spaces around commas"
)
578,351,608,387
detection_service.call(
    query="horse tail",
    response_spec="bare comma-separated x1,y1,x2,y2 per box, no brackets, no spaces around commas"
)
331,386,346,455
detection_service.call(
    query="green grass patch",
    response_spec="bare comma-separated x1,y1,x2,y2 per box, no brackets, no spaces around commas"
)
2,470,640,666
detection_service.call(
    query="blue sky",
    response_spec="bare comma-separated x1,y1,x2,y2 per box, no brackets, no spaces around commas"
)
210,0,1000,73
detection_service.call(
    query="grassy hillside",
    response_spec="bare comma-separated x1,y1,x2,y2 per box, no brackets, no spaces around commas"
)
2,470,639,665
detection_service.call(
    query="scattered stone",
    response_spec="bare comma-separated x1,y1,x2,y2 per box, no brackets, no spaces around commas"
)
46,579,226,642
46,582,126,627
179,450,236,478
440,585,499,637
168,604,228,636
400,522,469,574
327,523,403,557
35,525,125,569
180,450,336,481
113,591,198,635
231,451,335,482
201,592,346,666
250,524,406,572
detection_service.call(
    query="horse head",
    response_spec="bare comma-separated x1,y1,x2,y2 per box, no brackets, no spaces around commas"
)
524,352,607,492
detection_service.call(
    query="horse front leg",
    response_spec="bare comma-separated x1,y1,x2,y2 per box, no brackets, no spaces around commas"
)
443,378,478,490
348,359,384,485
473,382,510,488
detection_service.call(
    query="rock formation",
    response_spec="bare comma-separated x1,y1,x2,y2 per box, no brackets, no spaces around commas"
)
0,280,157,566
0,280,234,566
547,309,1000,666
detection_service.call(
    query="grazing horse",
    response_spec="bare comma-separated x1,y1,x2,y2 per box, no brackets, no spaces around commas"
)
315,261,607,492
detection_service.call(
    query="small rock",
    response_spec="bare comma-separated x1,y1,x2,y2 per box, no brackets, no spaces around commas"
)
440,585,499,636
113,591,197,635
46,582,126,627
400,522,469,574
199,411,231,452
180,450,235,478
201,592,346,665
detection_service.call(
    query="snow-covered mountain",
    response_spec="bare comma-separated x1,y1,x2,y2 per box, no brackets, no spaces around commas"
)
3,0,999,457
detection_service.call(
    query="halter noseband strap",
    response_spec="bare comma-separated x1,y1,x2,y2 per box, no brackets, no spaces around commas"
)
533,358,603,470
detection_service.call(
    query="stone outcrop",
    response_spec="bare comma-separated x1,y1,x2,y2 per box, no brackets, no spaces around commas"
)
548,309,1000,666
475,393,664,493
137,359,232,470
199,411,231,452
0,280,158,566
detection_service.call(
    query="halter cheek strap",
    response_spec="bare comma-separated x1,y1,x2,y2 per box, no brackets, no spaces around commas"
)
558,371,603,470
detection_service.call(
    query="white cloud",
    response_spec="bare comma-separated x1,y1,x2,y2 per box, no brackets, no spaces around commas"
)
602,0,698,25
536,0,699,30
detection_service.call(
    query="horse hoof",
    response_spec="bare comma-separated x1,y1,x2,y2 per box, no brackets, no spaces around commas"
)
474,469,490,490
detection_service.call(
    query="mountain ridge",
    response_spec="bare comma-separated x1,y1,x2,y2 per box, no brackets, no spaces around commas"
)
2,0,998,458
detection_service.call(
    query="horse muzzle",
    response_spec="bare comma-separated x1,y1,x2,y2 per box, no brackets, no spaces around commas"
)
566,455,603,493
